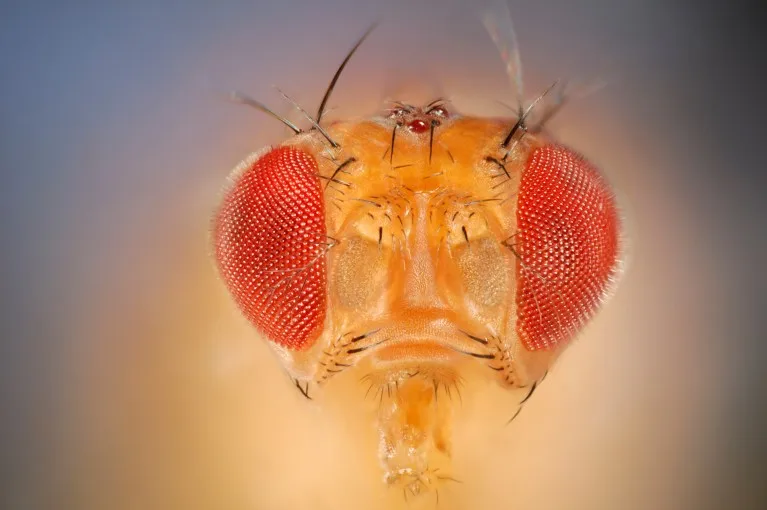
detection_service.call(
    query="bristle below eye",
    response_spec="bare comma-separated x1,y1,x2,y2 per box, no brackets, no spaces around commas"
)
213,146,327,351
515,144,620,351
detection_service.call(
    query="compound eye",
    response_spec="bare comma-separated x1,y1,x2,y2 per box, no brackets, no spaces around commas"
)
213,146,327,351
515,144,621,351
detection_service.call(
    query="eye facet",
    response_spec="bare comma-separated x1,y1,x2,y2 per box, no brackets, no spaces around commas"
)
515,144,621,351
213,146,327,351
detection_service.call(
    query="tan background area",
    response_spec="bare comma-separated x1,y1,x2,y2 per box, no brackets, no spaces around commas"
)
0,1,762,509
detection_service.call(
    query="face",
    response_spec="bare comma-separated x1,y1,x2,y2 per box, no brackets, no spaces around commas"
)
212,97,623,496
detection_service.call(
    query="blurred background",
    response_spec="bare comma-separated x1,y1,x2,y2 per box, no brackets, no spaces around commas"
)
1,0,764,509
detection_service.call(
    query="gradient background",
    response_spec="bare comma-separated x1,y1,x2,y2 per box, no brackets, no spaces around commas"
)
1,1,764,509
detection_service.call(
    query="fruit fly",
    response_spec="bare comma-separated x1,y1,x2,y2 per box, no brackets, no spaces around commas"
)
211,5,623,504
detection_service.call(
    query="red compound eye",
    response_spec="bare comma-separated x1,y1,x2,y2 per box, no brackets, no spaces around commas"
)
515,144,620,351
213,146,327,351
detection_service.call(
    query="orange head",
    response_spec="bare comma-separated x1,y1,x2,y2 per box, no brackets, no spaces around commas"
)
212,92,624,497
213,103,621,388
